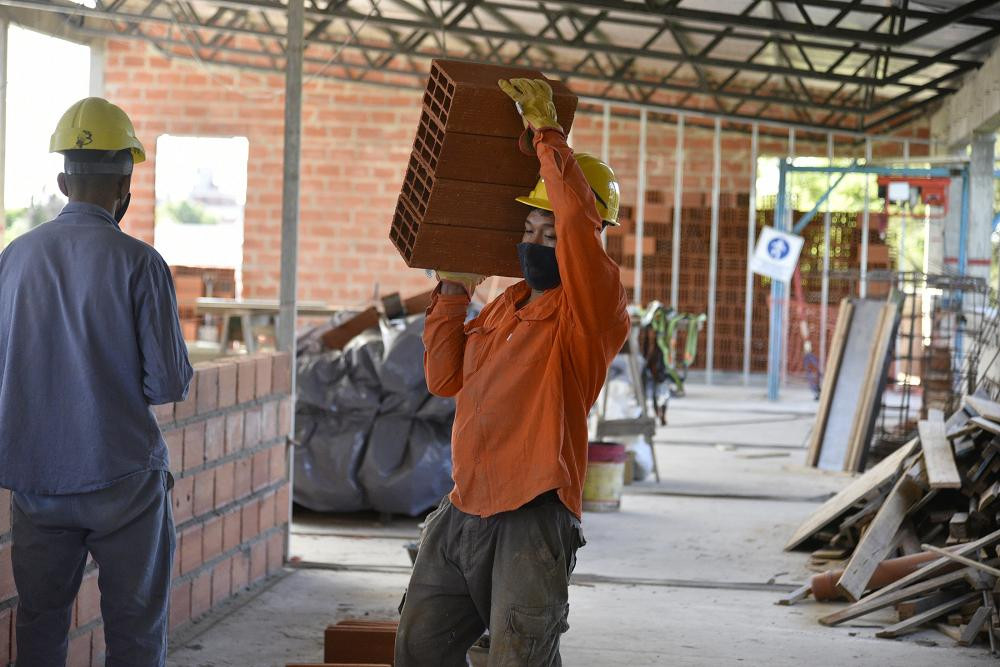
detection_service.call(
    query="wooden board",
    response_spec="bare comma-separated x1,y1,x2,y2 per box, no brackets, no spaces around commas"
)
816,299,888,471
785,438,919,552
875,591,980,638
845,300,900,472
919,411,962,489
971,416,1000,437
820,568,971,626
964,395,1000,423
835,466,926,601
958,605,994,646
807,299,853,467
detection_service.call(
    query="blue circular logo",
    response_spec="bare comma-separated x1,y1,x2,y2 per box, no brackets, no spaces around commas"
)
767,238,790,260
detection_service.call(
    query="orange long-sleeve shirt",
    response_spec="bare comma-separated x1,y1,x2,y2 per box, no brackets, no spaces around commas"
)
422,127,630,519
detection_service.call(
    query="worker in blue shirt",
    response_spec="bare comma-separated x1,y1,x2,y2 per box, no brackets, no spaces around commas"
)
0,98,192,666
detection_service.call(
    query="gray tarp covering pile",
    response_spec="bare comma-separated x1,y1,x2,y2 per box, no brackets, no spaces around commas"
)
293,315,456,516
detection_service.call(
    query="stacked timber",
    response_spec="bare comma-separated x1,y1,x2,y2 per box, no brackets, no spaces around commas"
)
390,59,577,278
784,394,1000,651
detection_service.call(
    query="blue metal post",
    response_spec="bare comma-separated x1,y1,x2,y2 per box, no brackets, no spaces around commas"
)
767,160,788,401
959,166,970,277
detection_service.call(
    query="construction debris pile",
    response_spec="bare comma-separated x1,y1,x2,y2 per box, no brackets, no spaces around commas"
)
784,394,1000,653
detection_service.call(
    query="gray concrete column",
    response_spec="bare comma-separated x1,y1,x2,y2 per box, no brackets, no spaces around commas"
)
968,132,996,281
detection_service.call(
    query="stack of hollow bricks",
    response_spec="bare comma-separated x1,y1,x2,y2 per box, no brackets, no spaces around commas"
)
0,351,292,666
389,59,578,278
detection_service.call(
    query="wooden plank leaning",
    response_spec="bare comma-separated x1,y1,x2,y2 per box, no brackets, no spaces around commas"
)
964,395,1000,423
919,410,962,489
806,298,853,467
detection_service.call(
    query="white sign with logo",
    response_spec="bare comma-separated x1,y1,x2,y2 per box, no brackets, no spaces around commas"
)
750,226,805,282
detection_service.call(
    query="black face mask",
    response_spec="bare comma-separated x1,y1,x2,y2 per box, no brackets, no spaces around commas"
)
517,242,561,291
114,192,131,223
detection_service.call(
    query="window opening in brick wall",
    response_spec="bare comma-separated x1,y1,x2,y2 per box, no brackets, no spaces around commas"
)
2,26,90,249
154,134,249,275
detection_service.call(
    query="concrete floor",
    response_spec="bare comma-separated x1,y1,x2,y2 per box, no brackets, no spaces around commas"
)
168,384,995,666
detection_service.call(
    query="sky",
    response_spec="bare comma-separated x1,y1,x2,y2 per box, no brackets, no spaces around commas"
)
4,25,91,210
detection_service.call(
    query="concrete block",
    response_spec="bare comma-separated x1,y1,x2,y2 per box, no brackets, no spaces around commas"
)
169,580,192,632
183,422,206,472
205,416,226,463
172,475,194,524
196,364,219,415
215,462,236,509
217,361,238,408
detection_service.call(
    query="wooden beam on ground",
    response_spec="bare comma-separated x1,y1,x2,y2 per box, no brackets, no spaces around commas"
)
959,606,994,646
836,466,926,601
920,543,1000,578
964,395,1000,423
785,438,919,552
875,591,980,638
919,410,962,489
820,568,971,626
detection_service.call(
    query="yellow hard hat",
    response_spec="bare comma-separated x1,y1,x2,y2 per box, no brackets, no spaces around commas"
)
50,97,145,165
516,152,620,226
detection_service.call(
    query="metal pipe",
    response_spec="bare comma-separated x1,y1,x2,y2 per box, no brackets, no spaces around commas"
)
959,165,970,276
671,114,684,309
634,108,647,305
743,123,758,385
782,165,952,176
768,159,789,401
821,133,832,372
861,138,872,298
900,140,910,279
601,102,610,248
707,117,721,384
278,0,304,561
780,129,795,390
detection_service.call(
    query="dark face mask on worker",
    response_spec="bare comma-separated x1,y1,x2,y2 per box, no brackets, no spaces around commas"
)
517,242,561,291
114,191,131,223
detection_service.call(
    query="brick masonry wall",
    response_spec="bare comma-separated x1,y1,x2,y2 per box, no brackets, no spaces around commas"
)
0,351,292,666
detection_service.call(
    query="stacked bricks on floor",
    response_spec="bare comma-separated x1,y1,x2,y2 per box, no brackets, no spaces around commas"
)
389,59,578,277
0,351,292,667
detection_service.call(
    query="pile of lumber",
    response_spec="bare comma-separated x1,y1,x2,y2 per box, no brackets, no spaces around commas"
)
785,394,1000,652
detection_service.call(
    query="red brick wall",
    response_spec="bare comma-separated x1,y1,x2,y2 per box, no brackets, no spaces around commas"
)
0,351,292,665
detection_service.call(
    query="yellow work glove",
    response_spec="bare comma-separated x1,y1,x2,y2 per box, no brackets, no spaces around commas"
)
498,78,562,132
436,271,486,298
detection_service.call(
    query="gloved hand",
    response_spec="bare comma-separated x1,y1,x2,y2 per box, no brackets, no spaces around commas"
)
436,271,486,298
498,78,561,132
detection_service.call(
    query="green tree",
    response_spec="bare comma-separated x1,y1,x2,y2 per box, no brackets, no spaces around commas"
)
160,200,219,225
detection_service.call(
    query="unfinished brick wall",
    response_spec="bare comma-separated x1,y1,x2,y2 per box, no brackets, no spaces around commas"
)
0,351,292,665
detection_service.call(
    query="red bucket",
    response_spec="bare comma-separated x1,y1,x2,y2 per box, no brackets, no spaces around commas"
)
588,442,627,464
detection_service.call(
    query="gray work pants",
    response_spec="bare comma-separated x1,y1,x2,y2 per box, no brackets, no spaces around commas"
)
11,470,175,667
395,492,585,667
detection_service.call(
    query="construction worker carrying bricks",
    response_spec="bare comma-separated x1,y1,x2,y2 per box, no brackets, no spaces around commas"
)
395,78,629,666
0,98,192,666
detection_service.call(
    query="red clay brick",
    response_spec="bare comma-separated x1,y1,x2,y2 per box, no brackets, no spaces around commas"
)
255,354,273,398
214,462,235,509
164,429,184,475
173,380,197,421
202,516,224,561
217,361,238,408
234,458,252,500
259,494,276,533
66,630,91,667
275,483,290,527
193,470,215,518
172,476,194,524
0,544,16,602
241,503,260,543
211,559,232,607
204,416,226,463
278,398,292,438
251,450,270,491
261,401,279,442
91,627,106,664
180,525,203,575
232,551,250,593
169,580,191,631
236,357,256,404
271,352,291,394
244,407,262,449
249,540,267,583
0,608,11,667
191,570,212,619
183,422,206,472
225,410,245,455
270,444,287,484
75,572,101,628
324,624,397,664
0,489,10,535
153,402,174,426
196,364,219,415
222,510,241,552
266,530,283,574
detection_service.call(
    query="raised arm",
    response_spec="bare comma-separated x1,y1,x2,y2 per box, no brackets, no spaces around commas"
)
423,284,471,397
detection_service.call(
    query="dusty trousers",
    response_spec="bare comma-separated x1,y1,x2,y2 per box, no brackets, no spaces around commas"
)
395,491,585,667
10,470,175,667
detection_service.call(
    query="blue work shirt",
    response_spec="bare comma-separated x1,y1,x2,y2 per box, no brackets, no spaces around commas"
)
0,201,193,494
